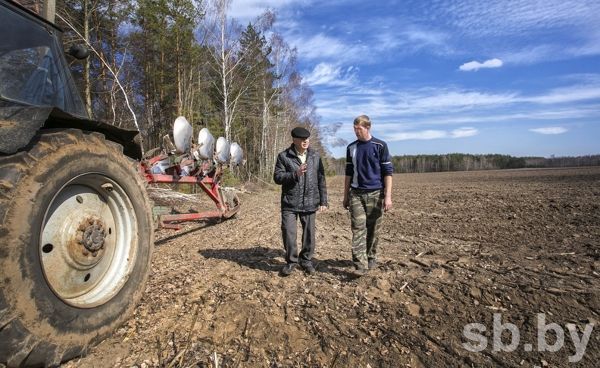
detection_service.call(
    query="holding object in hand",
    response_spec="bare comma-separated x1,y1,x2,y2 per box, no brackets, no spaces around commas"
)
273,126,328,276
296,163,307,177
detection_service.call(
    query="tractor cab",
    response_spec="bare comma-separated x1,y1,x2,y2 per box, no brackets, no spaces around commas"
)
0,0,88,118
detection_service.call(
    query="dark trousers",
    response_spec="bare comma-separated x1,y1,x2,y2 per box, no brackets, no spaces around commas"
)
281,210,316,266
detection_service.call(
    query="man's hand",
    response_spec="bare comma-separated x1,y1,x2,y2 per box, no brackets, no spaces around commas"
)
342,196,350,210
295,163,307,177
383,196,393,212
318,205,328,212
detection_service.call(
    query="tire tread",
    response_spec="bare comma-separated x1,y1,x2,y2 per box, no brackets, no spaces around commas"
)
0,128,153,367
6,335,38,368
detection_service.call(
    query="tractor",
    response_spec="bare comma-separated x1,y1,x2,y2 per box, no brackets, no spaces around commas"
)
0,1,240,366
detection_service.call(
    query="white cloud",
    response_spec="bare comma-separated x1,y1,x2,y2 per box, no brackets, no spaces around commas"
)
500,45,558,65
436,0,600,37
314,88,519,120
501,40,600,65
406,90,514,110
285,17,453,65
372,25,450,54
316,89,517,118
372,30,404,51
524,85,600,104
451,127,478,138
416,105,600,126
304,62,356,87
569,31,600,57
287,33,365,63
314,77,600,123
229,0,309,22
386,127,479,141
529,126,569,135
304,63,339,85
388,130,446,141
353,19,453,57
459,58,503,71
402,28,447,46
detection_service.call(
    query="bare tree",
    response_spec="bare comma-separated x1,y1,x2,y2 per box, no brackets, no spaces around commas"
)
261,32,296,176
202,0,272,142
57,12,141,140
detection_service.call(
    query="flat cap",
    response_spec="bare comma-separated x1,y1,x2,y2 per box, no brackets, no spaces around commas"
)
291,127,310,139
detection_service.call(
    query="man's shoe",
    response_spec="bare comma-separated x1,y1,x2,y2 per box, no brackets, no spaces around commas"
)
302,263,316,275
280,263,297,276
368,259,378,270
354,267,368,276
354,263,368,276
354,262,367,270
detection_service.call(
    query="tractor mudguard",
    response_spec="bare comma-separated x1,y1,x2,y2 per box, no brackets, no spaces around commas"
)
0,103,142,159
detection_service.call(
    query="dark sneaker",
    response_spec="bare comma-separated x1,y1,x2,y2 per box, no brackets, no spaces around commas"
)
302,263,316,275
280,263,297,276
368,259,378,270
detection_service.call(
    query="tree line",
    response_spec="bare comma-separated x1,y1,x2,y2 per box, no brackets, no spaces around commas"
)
20,0,327,181
329,154,600,175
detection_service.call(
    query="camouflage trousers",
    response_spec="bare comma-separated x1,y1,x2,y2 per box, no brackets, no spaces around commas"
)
350,188,384,269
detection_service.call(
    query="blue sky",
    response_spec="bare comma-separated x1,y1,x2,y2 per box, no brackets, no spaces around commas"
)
230,0,600,158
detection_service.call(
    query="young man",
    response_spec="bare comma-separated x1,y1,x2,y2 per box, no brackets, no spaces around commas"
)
274,127,328,276
342,115,393,275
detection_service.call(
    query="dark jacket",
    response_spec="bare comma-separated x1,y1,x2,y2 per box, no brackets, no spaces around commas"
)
273,145,327,212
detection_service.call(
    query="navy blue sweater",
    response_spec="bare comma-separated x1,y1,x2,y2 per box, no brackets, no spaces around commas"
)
345,137,393,190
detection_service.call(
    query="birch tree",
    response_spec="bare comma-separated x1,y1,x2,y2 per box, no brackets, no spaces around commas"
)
267,33,297,171
203,0,273,142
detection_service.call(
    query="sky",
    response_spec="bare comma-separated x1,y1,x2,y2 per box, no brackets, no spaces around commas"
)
229,0,600,158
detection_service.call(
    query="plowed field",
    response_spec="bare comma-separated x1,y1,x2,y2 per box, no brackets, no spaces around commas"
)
66,167,600,368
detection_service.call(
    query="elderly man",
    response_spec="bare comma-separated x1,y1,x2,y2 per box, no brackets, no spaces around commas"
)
274,127,328,276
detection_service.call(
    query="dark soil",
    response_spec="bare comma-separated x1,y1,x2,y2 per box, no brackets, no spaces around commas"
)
65,167,600,368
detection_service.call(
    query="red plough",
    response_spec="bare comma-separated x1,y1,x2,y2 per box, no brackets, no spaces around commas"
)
140,117,242,230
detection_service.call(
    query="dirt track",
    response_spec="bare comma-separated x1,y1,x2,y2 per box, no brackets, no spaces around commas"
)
66,167,600,368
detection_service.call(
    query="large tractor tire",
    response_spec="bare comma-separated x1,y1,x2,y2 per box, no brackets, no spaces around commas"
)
0,129,154,367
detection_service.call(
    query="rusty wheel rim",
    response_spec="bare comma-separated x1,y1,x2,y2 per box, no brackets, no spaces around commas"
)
39,173,139,308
